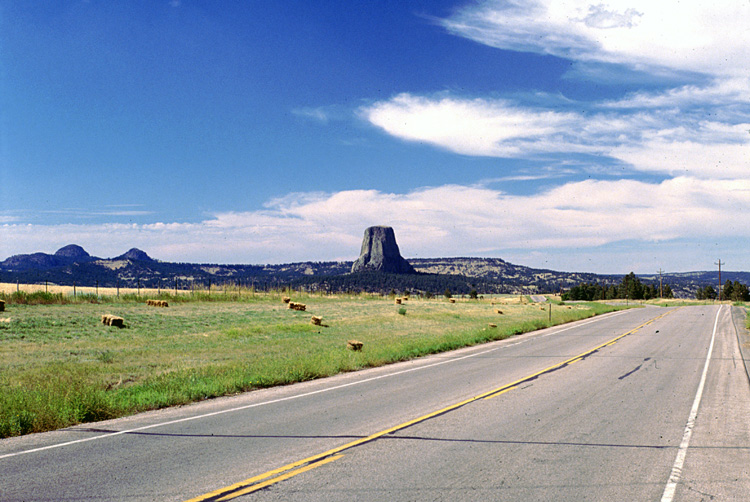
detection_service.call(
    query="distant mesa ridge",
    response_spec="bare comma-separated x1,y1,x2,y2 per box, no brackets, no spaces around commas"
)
0,239,739,298
351,226,415,274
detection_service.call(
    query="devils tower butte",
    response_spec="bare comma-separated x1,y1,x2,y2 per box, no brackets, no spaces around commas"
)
351,226,416,274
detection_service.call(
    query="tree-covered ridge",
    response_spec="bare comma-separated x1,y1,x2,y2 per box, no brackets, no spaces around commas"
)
288,271,503,296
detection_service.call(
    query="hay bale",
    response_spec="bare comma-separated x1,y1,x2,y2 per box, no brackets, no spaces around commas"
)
160,300,169,307
347,340,363,351
496,309,503,314
488,323,497,328
282,296,291,304
101,314,124,327
288,302,306,311
395,298,402,305
0,299,5,312
311,315,323,326
108,316,125,328
449,299,456,303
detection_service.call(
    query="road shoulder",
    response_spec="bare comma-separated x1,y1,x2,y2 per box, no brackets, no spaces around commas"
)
731,305,750,382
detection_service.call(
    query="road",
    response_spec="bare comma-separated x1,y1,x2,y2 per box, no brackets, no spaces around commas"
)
2,305,749,501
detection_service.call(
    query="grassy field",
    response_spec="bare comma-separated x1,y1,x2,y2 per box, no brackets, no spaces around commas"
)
0,291,626,438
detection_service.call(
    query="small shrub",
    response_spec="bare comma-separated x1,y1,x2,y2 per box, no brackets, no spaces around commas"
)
398,307,407,315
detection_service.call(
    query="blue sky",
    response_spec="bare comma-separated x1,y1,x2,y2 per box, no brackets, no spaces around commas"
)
1,0,749,273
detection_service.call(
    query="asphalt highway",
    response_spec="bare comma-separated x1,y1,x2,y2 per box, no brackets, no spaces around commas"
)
2,305,749,501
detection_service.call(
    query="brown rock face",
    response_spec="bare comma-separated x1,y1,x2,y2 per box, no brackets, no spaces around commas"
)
351,226,415,274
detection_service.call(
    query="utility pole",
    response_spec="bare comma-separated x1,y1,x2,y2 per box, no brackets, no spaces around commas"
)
715,259,723,301
657,268,664,298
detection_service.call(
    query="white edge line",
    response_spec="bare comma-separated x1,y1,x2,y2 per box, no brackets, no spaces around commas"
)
660,305,722,502
0,309,631,460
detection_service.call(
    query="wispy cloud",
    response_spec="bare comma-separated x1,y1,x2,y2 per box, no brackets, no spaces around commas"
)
292,107,331,124
604,77,750,110
40,208,153,218
291,105,348,124
482,173,565,183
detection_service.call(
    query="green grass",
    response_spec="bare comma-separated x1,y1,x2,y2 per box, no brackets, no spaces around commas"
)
0,293,626,438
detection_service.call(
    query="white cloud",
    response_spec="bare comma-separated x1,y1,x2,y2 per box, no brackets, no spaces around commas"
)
3,178,749,272
605,77,750,110
441,0,750,77
580,4,642,30
361,91,749,178
361,93,611,157
610,138,750,179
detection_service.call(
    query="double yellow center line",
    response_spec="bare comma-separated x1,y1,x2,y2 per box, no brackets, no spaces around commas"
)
187,308,677,501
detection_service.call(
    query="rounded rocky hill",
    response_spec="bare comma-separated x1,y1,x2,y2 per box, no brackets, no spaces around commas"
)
54,244,91,260
116,248,153,262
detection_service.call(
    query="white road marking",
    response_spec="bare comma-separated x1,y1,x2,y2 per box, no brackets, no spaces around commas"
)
660,305,722,502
